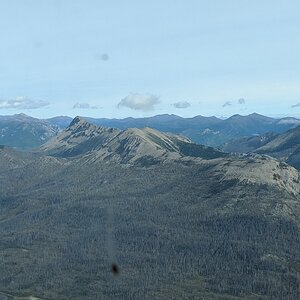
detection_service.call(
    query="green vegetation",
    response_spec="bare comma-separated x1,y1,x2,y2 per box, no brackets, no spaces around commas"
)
0,114,59,150
0,157,299,299
0,119,299,299
176,140,228,159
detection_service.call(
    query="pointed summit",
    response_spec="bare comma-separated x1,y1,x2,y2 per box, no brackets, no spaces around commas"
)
66,116,96,135
68,116,89,127
40,118,121,156
41,118,228,164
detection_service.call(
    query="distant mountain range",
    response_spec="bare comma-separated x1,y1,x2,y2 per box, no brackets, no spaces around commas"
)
1,113,300,150
82,113,300,147
45,115,73,128
0,114,61,149
0,116,300,299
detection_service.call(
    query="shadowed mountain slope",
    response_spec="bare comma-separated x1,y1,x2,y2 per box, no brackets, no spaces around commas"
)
222,132,278,153
221,125,300,170
254,125,300,170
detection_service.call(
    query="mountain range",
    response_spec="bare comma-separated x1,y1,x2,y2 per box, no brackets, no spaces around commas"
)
41,116,228,164
222,125,300,170
80,113,300,147
0,114,60,149
0,117,299,299
1,113,300,150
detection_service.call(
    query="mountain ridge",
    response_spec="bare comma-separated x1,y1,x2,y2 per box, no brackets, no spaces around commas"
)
39,117,300,198
41,116,228,164
221,125,300,170
57,113,300,147
1,116,300,299
1,113,300,150
0,114,60,149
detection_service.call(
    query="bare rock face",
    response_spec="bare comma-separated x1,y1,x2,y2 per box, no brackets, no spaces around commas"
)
83,127,191,164
41,117,227,164
40,116,121,157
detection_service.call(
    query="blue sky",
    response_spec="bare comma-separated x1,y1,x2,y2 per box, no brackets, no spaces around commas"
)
0,0,300,118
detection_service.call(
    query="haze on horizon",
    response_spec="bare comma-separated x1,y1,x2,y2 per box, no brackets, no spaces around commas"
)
0,0,300,119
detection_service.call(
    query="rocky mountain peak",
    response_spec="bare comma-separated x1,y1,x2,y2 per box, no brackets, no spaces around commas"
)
41,117,228,165
68,116,90,128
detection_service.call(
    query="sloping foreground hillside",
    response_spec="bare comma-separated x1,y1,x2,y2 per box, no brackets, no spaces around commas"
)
0,119,299,299
221,125,300,171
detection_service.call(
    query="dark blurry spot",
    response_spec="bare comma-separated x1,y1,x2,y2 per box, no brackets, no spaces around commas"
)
291,102,300,108
222,101,232,108
101,53,109,61
111,263,119,275
94,53,110,61
33,40,43,49
238,98,246,105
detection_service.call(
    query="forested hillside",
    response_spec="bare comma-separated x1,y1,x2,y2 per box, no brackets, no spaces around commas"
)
0,119,299,299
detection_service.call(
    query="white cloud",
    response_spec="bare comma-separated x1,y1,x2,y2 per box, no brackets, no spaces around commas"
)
0,96,49,109
73,102,100,109
222,101,232,107
238,98,246,104
117,93,159,111
172,101,191,109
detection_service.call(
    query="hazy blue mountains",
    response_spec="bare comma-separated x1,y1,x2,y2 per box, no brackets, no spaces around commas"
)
82,113,300,147
1,113,300,150
0,114,60,149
